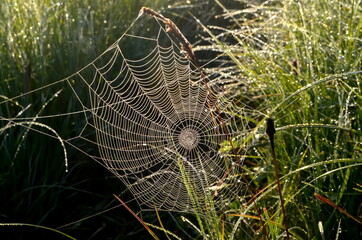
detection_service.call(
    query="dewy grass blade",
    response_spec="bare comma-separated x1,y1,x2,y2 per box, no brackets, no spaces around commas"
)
270,71,362,116
154,206,172,240
0,223,77,240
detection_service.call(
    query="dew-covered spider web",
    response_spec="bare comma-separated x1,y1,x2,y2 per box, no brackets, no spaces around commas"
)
0,8,256,213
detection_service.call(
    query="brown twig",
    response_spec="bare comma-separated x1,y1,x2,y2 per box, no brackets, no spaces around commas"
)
141,7,196,64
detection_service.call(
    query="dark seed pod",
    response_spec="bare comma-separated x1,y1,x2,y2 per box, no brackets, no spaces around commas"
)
266,118,276,137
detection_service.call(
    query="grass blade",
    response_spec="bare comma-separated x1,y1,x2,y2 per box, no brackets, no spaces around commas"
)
113,194,160,240
0,223,77,240
314,193,362,225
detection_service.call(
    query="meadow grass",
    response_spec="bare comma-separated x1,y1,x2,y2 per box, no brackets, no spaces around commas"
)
0,0,361,239
129,0,362,238
186,0,362,239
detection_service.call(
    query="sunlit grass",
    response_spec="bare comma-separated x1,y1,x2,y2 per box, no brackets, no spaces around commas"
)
190,0,362,239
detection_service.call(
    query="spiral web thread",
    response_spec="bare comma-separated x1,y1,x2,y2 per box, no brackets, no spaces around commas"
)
1,10,252,213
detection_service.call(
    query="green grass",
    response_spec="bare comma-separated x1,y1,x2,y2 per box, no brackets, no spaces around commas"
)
1,0,361,239
187,0,362,239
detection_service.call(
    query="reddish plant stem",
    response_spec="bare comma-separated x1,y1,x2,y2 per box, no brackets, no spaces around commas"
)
113,194,159,240
315,193,362,225
266,118,290,240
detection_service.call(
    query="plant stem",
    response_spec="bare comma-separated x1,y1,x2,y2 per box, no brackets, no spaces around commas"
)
113,194,160,240
266,118,290,240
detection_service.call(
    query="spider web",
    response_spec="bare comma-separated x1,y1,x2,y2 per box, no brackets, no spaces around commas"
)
1,10,253,213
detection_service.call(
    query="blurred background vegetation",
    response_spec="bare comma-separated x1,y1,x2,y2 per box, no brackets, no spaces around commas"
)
1,0,361,239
